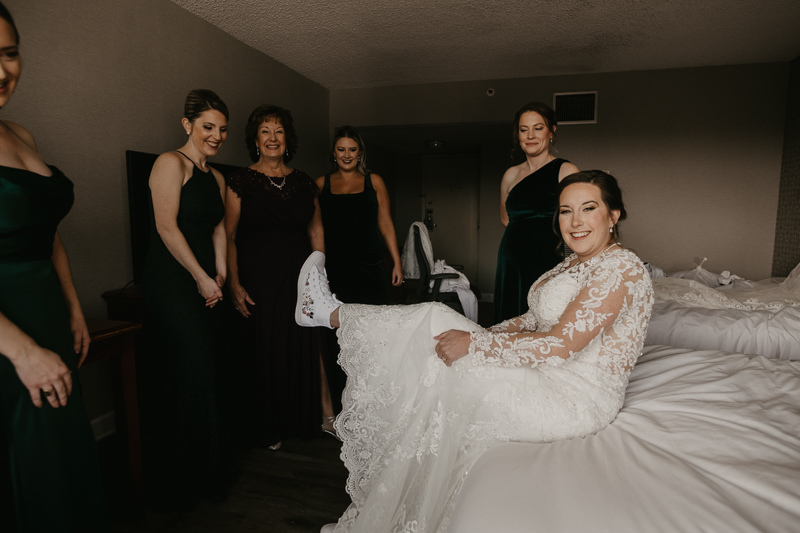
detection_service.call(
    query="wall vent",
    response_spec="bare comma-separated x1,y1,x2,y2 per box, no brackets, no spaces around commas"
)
553,92,597,124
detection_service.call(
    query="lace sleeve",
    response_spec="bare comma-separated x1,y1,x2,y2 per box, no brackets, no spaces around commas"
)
225,168,247,198
297,171,318,199
487,310,537,333
470,253,649,369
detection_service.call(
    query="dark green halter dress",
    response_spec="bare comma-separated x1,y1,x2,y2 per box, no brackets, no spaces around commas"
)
493,158,568,323
0,165,106,532
141,154,234,505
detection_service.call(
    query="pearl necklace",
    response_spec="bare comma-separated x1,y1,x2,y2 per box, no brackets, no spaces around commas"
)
580,242,619,264
569,242,619,271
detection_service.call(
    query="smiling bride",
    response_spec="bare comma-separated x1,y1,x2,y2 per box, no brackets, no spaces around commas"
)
297,170,654,533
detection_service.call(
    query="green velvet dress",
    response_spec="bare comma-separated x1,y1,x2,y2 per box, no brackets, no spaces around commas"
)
0,165,107,532
141,159,234,505
318,172,388,411
493,158,568,323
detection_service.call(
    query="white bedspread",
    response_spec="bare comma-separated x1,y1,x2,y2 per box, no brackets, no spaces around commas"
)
450,345,800,533
646,301,800,360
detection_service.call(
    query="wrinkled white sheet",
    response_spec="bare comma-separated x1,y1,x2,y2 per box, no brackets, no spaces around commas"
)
646,301,800,360
450,345,800,533
652,261,800,311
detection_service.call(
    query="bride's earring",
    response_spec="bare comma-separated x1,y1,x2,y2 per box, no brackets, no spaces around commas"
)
609,225,613,233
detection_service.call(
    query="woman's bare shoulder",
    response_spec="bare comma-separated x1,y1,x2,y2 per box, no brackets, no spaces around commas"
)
501,162,528,191
2,120,37,150
150,151,188,184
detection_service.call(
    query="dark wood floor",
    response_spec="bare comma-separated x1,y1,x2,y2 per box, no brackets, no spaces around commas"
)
105,301,495,532
106,436,350,533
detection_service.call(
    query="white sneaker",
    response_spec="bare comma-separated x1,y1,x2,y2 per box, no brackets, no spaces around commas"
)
295,251,343,329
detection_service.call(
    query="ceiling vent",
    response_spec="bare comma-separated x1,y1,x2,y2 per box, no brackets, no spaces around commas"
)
553,92,597,124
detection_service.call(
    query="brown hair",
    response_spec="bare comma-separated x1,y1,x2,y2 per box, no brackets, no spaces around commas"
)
512,102,557,156
329,125,367,174
184,89,228,122
553,170,627,254
0,2,18,44
244,104,298,163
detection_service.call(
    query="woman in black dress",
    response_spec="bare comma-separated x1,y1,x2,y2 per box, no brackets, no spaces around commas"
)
225,105,331,449
315,125,403,415
0,4,106,530
141,89,233,505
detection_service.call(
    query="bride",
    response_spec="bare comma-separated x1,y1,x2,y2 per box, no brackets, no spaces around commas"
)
296,170,654,533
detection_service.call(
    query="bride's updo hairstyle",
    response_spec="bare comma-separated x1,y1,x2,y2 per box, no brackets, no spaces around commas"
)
184,89,229,123
553,170,627,254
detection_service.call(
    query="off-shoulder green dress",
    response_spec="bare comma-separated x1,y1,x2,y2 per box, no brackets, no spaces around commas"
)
0,165,106,532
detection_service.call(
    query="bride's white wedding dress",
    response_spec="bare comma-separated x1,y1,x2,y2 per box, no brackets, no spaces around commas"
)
330,247,653,532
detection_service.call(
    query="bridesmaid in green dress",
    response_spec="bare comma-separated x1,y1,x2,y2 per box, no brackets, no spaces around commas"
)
315,126,403,419
494,102,579,323
140,90,234,506
0,4,107,531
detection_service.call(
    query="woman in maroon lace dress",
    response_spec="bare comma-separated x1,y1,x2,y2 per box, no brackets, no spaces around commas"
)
224,105,333,449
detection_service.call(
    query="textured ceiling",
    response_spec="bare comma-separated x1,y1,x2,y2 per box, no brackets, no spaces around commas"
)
172,0,800,90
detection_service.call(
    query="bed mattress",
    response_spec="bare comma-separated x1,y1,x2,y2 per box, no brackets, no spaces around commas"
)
449,345,800,532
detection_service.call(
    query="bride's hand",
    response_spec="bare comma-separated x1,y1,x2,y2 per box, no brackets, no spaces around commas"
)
433,329,471,367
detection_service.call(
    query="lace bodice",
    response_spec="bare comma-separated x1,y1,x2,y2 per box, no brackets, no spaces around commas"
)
471,248,653,383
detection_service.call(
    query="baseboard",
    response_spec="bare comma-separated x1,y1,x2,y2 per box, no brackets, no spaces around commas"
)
90,411,116,441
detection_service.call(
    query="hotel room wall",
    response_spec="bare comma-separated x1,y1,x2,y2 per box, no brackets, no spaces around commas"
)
4,0,329,419
772,55,800,277
5,0,330,319
331,63,789,282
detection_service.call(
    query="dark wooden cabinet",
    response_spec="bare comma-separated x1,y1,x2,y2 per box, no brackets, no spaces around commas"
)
101,285,147,324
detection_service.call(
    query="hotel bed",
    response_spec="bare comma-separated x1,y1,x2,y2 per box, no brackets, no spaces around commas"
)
450,345,800,532
449,263,800,532
645,262,800,361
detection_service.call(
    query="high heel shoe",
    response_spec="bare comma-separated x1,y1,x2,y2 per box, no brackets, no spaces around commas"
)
267,441,282,451
320,524,336,533
322,416,342,442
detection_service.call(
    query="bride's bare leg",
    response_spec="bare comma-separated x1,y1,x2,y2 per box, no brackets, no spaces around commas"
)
330,306,341,329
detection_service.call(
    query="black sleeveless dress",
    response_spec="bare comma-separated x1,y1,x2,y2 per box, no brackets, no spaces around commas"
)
318,172,388,305
493,159,568,323
141,154,234,505
0,165,106,532
318,172,389,412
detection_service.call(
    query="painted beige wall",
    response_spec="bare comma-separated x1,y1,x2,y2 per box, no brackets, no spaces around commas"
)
4,0,329,418
332,63,789,283
5,0,330,319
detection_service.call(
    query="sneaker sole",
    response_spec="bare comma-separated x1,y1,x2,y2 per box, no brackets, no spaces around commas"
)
295,251,326,326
